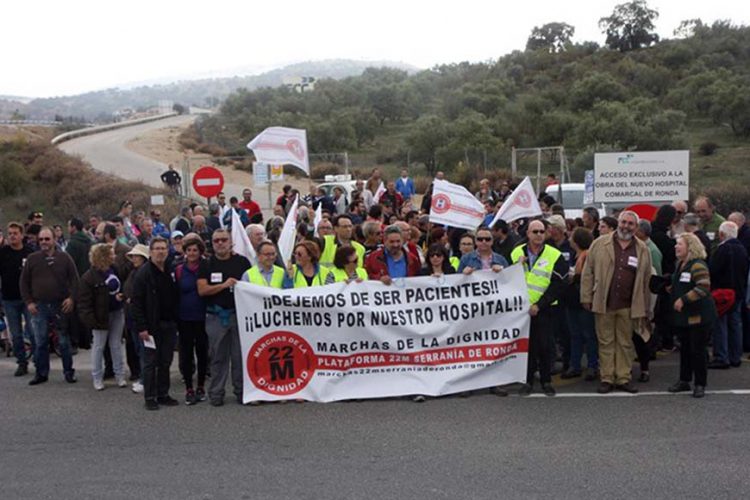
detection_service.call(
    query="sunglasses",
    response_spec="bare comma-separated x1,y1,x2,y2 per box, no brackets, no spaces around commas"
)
213,237,229,243
428,254,443,258
38,237,52,241
530,230,546,235
476,237,492,242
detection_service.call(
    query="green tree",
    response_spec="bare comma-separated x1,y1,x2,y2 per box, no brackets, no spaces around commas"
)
599,0,659,52
526,22,576,53
406,115,448,176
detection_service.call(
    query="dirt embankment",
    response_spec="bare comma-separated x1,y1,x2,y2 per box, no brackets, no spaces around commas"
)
125,123,315,202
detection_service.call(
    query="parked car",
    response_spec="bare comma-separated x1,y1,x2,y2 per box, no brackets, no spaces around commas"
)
544,183,606,219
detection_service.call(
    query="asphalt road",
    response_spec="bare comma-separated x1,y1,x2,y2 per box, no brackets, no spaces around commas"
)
58,115,196,188
2,349,749,499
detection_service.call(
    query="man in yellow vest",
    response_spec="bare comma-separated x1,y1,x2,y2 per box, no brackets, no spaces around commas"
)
242,241,284,288
319,214,365,269
511,219,569,397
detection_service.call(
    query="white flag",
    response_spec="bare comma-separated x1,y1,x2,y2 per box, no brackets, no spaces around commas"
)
247,127,310,175
231,208,257,266
278,195,299,266
490,176,542,226
428,179,487,231
313,204,322,237
373,181,386,203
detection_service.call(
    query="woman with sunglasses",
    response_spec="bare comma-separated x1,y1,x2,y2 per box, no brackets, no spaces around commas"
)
326,246,367,284
283,240,330,288
421,243,455,277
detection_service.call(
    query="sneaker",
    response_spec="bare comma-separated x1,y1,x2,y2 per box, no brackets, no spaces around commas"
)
638,372,650,383
693,385,705,398
196,387,207,402
14,364,28,377
412,395,426,403
131,381,144,394
542,383,556,396
93,380,105,391
185,389,197,406
157,395,179,407
116,378,128,388
65,372,77,384
145,399,159,411
518,383,533,396
668,381,691,393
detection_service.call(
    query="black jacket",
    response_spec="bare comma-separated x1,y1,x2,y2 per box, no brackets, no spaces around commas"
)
77,267,124,330
650,223,676,275
131,261,179,335
709,238,748,296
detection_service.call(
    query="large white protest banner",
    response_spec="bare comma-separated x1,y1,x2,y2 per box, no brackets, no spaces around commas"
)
234,265,530,403
429,179,486,230
594,150,689,203
247,127,310,175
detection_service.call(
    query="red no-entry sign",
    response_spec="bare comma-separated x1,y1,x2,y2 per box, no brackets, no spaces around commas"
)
192,166,224,198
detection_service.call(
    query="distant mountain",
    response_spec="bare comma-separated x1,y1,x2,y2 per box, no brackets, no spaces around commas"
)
0,59,419,122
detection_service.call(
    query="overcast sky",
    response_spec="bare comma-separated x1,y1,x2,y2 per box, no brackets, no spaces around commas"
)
3,0,747,98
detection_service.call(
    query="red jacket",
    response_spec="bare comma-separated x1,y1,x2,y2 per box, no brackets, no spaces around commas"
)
365,247,421,280
239,200,261,219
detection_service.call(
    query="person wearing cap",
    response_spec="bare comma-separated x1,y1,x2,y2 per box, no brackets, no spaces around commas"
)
169,231,185,267
123,244,149,393
175,236,209,405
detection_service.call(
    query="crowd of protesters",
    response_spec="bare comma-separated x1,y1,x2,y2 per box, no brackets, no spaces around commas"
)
1,170,749,409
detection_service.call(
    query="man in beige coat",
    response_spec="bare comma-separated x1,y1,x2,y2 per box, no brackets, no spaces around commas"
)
581,210,652,394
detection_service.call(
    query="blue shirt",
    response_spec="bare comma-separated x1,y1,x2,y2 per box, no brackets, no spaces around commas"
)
385,249,408,278
395,177,415,200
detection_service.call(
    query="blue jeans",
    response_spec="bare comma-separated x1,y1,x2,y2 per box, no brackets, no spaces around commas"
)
713,300,743,365
91,309,125,383
30,302,74,378
2,299,34,366
127,311,145,384
567,306,599,372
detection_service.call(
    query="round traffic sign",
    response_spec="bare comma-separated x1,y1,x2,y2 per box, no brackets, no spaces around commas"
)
192,166,224,198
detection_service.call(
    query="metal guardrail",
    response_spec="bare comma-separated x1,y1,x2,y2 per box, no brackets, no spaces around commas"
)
0,119,92,127
50,112,178,145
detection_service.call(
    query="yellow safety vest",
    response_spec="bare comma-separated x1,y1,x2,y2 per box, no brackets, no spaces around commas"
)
450,256,460,271
511,244,561,305
330,267,368,283
319,235,365,268
245,265,285,289
291,265,330,288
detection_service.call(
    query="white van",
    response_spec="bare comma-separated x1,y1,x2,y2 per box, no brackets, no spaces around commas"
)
544,183,605,219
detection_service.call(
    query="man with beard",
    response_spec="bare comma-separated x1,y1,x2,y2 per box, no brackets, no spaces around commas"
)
581,211,652,394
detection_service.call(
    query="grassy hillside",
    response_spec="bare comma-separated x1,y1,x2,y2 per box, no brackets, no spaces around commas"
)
0,130,176,226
